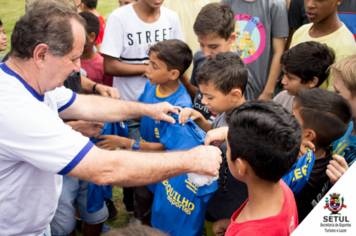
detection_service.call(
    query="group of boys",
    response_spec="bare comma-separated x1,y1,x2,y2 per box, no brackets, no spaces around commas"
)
7,0,355,235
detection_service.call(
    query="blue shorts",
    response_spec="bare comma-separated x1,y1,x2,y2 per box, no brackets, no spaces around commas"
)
50,176,108,236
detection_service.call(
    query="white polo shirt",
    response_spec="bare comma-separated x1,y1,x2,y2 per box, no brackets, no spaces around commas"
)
0,63,94,235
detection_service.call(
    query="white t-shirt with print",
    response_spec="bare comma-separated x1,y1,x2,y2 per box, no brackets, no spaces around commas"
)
101,4,185,101
0,63,93,235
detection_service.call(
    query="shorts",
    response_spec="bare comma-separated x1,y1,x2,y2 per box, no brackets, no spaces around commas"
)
134,186,153,221
50,176,108,236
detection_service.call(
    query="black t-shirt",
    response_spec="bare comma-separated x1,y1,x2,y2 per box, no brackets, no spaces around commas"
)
190,50,255,122
206,113,249,221
295,150,333,223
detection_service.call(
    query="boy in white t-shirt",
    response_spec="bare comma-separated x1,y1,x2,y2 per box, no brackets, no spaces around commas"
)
100,0,184,224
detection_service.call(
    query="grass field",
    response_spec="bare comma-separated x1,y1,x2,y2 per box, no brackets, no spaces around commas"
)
0,0,119,55
0,0,128,232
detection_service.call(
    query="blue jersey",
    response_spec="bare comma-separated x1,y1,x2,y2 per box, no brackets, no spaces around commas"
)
282,148,316,195
333,121,356,167
138,80,193,143
148,113,217,236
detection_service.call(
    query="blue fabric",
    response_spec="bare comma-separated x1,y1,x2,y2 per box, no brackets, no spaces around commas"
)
333,121,356,167
138,80,193,143
87,122,128,213
338,13,356,37
282,148,316,195
148,113,217,236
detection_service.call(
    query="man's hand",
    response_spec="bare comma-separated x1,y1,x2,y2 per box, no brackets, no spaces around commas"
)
178,107,201,126
212,219,231,236
205,127,229,146
327,154,349,185
188,146,222,176
96,84,121,99
147,102,180,124
66,120,104,138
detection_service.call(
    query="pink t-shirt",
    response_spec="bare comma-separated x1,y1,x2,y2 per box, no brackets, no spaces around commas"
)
94,15,106,45
225,180,299,236
80,53,113,86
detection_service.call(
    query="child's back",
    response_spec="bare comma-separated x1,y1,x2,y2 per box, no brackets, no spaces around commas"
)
210,100,302,236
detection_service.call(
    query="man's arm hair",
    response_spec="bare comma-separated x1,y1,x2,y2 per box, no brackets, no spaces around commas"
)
67,145,222,187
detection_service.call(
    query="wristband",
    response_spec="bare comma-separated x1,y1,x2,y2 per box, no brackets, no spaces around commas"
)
93,83,98,94
132,139,140,150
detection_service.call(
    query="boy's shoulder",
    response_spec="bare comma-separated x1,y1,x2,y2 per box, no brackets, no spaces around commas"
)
108,4,134,20
291,23,313,43
226,180,298,236
273,91,294,113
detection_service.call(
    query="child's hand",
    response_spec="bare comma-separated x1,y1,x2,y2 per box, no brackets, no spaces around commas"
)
327,154,349,185
205,127,228,146
178,107,200,126
96,135,130,150
212,219,230,236
299,139,315,158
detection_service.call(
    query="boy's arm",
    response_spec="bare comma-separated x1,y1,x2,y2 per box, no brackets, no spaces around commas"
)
258,37,285,100
180,73,198,100
96,135,165,151
178,108,212,133
81,74,121,99
212,219,231,236
103,55,148,77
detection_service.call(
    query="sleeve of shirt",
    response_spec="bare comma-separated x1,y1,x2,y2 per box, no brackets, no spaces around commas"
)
101,13,124,58
171,12,185,42
0,100,93,175
288,0,304,30
271,1,289,38
54,86,77,113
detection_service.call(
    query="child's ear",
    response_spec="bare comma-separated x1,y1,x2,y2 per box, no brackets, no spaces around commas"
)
88,32,97,44
228,32,236,45
302,128,317,143
237,158,247,176
308,76,319,88
230,88,242,102
169,69,180,81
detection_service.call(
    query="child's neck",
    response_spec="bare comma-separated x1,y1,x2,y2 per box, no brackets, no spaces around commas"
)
85,8,100,17
158,80,180,97
236,178,283,223
313,146,327,160
309,12,343,38
133,1,160,23
226,97,246,114
81,45,97,60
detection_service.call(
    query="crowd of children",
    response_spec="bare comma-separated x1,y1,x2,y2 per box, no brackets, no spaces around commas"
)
1,0,356,235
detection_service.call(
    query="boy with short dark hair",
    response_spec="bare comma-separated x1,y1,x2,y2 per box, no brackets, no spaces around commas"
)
209,100,301,236
79,12,113,85
273,41,335,112
290,0,356,91
183,3,254,124
81,0,106,53
178,52,249,236
291,88,351,222
98,40,217,236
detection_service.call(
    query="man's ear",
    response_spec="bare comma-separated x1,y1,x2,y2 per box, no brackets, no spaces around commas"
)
308,76,319,88
228,32,236,45
33,43,50,69
88,32,97,44
170,69,180,81
230,88,242,102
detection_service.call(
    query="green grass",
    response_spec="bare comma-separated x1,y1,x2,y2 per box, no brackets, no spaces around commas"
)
0,0,119,56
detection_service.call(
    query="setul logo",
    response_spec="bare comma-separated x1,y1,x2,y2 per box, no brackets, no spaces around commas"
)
324,193,347,215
